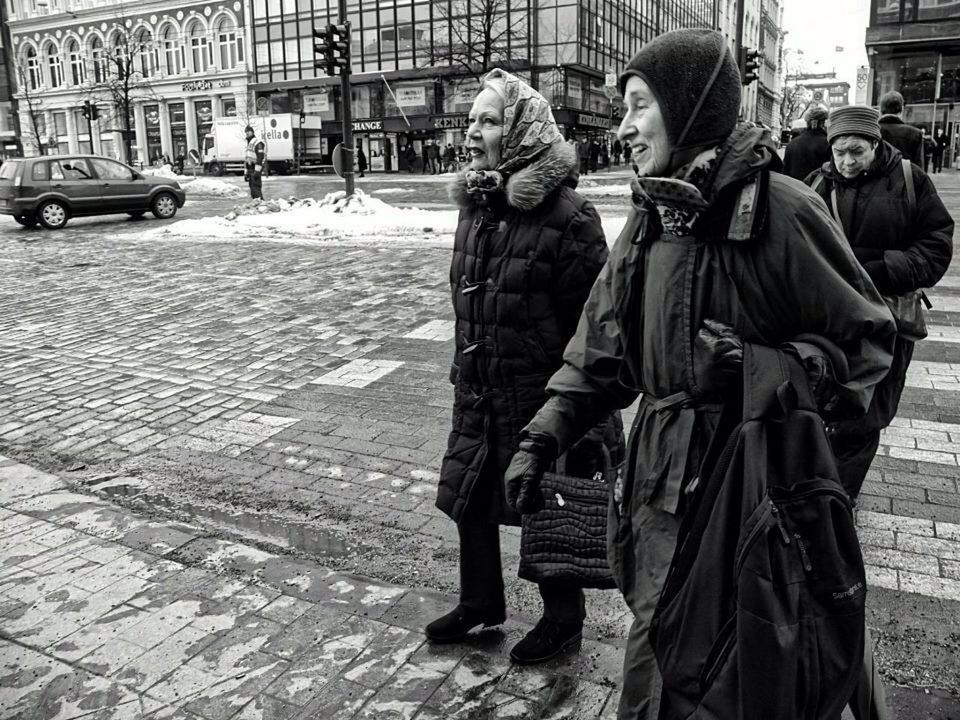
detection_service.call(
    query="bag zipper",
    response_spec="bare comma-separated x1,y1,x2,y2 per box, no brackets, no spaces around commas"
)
735,499,788,577
699,616,737,693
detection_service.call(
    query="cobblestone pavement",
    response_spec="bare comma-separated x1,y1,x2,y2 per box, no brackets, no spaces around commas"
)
1,170,960,717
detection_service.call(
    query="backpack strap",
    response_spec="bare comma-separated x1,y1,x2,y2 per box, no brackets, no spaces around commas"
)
810,174,824,193
726,176,761,241
901,158,916,220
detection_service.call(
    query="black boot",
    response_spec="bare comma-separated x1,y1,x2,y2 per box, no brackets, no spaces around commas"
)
509,617,582,665
425,605,506,643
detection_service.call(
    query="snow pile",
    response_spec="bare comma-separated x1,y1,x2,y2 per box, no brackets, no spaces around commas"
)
126,190,461,246
184,177,244,198
141,165,196,183
372,188,411,195
578,183,632,197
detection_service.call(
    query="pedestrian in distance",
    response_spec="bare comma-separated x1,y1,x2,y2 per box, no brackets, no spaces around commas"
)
357,145,367,178
505,29,896,720
782,105,830,181
933,127,948,173
405,143,417,173
428,141,441,174
578,138,590,175
613,138,622,166
428,68,624,666
923,129,936,173
421,141,431,174
243,125,265,200
806,106,953,502
600,141,610,170
589,139,600,173
878,91,924,167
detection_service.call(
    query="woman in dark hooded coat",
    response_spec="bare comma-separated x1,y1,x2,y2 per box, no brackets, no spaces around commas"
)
428,68,624,665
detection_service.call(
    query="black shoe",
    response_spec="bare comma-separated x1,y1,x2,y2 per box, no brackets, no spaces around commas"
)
424,605,506,643
509,617,582,665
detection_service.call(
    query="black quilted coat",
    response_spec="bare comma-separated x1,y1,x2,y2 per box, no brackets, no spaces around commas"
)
436,141,624,526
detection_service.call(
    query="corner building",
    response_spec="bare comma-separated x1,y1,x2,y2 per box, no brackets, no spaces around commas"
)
249,0,718,172
866,0,960,166
7,0,251,162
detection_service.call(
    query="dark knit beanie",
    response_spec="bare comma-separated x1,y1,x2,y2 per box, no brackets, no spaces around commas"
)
827,106,881,144
619,29,741,151
244,125,254,134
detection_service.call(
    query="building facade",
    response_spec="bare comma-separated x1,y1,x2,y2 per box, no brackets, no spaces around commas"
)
756,0,782,130
7,0,251,162
866,0,960,166
247,0,718,172
0,0,18,157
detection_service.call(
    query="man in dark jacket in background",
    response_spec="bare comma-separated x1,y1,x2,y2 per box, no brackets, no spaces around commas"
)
783,105,830,180
504,30,895,720
879,91,923,166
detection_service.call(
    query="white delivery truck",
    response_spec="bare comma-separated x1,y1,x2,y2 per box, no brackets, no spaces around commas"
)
202,114,326,176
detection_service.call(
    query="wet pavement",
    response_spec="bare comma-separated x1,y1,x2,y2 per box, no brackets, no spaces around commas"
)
1,168,960,717
0,455,624,719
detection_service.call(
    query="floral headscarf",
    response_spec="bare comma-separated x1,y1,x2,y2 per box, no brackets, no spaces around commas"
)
465,69,563,199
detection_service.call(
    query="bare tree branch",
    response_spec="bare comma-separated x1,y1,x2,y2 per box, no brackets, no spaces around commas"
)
15,65,47,155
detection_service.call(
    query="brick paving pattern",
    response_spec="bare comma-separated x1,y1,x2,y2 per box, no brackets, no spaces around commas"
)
1,171,960,716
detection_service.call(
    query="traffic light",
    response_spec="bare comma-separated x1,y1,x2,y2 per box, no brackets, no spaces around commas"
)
739,47,762,86
313,23,350,77
80,100,100,121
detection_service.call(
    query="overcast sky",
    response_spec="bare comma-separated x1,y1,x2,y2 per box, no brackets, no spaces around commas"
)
781,0,871,93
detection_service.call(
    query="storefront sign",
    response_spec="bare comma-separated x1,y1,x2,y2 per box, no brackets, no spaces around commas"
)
182,80,213,92
433,114,470,130
577,113,609,129
303,92,330,113
396,87,426,107
352,120,383,131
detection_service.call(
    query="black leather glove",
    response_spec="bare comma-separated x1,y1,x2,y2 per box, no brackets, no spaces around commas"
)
693,319,743,398
861,259,890,293
505,434,557,515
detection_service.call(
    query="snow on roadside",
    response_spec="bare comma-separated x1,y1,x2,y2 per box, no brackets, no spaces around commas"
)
184,177,244,198
578,183,632,197
119,188,628,249
141,164,197,183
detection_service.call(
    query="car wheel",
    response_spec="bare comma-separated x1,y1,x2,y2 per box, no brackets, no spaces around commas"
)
210,162,224,176
151,192,178,219
37,200,68,230
128,210,146,219
13,214,38,227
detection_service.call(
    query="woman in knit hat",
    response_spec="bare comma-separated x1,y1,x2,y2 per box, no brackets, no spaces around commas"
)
807,107,953,509
506,30,897,720
430,69,624,665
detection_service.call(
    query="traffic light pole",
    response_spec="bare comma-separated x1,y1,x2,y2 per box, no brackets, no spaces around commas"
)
338,0,354,196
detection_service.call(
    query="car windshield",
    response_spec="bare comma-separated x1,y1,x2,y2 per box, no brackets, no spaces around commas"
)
0,161,22,180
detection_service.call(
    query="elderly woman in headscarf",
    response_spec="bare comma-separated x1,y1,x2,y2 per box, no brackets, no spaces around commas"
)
428,69,623,665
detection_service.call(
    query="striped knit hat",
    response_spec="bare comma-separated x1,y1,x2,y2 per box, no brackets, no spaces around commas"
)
827,105,881,144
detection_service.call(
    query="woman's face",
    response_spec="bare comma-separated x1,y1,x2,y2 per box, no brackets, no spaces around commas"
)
831,135,877,179
617,76,671,177
466,87,505,171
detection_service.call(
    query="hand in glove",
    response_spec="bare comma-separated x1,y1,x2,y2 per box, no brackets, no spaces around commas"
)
505,434,557,515
802,353,840,415
693,319,743,398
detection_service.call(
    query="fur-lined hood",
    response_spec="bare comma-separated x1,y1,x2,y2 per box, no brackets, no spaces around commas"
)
448,141,579,211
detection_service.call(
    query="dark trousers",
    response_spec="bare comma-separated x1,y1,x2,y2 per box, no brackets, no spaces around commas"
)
934,152,944,173
458,513,586,627
248,173,263,200
829,430,882,501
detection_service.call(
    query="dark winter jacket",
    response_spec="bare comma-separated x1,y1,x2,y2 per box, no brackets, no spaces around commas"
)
806,141,954,428
879,115,924,167
782,128,830,181
436,141,623,525
522,125,896,526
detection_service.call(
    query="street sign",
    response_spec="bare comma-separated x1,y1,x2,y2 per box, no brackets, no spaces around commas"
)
605,72,617,87
332,142,353,179
603,85,620,100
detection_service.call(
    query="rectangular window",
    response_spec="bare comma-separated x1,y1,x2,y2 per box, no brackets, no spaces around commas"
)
917,0,960,20
53,111,67,136
31,162,48,180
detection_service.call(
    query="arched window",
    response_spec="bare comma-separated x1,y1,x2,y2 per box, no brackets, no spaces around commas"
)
135,28,156,77
214,15,243,69
46,43,63,88
91,36,107,83
25,46,41,90
159,24,182,75
187,20,210,73
66,38,85,85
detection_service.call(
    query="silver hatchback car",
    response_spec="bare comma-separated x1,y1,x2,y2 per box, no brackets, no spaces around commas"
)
0,155,186,230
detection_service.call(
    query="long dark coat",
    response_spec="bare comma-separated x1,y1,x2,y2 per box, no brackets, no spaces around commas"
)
436,141,623,526
879,115,924,166
807,141,954,429
521,125,896,587
782,128,830,181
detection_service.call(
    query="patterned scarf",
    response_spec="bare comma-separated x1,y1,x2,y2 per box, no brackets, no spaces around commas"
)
465,69,563,200
632,148,719,235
